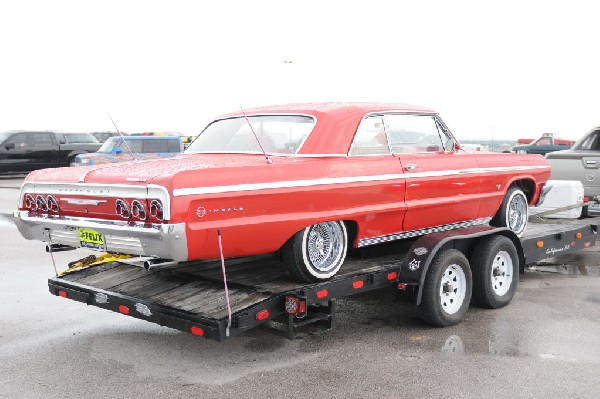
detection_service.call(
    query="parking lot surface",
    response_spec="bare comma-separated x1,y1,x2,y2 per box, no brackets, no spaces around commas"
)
1,179,600,398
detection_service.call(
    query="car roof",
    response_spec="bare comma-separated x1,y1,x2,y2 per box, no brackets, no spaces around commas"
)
216,102,437,155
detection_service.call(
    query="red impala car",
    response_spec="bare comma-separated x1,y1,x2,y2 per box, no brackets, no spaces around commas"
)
14,103,550,282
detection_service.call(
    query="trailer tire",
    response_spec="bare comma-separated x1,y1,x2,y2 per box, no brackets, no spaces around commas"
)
492,186,528,237
282,221,348,283
471,235,518,309
418,249,472,327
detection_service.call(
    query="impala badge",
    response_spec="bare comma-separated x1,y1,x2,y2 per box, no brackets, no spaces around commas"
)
196,207,207,218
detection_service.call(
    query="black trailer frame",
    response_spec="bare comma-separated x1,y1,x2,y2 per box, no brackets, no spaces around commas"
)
47,219,598,341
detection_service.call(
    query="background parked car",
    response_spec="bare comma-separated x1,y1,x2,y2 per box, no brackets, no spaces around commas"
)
0,130,101,174
546,127,600,213
70,135,184,166
511,133,574,155
90,131,129,143
131,131,194,146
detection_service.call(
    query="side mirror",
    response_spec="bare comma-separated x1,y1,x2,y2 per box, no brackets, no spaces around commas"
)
454,142,461,151
114,147,123,154
5,143,15,150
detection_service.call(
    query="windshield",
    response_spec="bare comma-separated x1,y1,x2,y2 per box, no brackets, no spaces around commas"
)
186,115,315,155
64,133,99,143
0,132,13,143
98,137,120,153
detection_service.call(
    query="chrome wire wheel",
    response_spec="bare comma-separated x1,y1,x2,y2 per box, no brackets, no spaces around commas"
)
439,263,467,315
507,190,528,235
304,221,346,272
490,250,513,296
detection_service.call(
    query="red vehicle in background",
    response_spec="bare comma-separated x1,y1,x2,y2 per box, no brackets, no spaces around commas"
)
513,133,574,155
14,103,550,282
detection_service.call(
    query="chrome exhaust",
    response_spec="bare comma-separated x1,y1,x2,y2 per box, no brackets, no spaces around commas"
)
143,258,178,270
46,244,76,252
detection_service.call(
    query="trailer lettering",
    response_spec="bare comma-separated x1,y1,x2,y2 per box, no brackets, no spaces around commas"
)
545,245,570,256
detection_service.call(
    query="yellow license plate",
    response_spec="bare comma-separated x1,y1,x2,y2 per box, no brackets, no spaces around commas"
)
78,228,106,250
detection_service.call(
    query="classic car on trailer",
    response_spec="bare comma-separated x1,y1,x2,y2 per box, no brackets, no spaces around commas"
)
14,103,551,282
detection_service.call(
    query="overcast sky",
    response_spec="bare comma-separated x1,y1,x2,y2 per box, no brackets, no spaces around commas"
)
1,0,599,141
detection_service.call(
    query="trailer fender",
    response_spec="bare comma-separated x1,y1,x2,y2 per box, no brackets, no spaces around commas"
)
397,225,524,305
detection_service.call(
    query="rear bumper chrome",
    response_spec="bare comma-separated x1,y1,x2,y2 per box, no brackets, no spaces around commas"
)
13,210,188,261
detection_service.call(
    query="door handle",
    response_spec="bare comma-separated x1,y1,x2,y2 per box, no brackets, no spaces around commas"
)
586,160,597,165
404,164,419,171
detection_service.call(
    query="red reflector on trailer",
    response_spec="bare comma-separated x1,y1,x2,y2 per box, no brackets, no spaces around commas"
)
316,289,328,299
352,280,364,289
398,283,407,290
576,233,582,239
58,290,68,298
191,326,205,337
118,305,130,314
387,272,398,280
256,309,270,321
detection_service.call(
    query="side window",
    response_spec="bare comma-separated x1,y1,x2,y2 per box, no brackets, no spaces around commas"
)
5,133,28,148
122,139,142,153
349,116,391,156
536,138,551,146
143,139,163,153
30,133,54,147
384,114,447,153
579,131,600,150
167,139,181,152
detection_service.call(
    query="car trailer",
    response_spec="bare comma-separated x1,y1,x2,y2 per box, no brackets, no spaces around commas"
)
47,219,598,341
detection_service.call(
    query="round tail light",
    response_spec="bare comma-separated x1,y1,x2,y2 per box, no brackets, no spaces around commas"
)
131,200,147,221
115,199,130,218
47,195,60,212
149,199,163,221
24,194,36,210
36,195,48,212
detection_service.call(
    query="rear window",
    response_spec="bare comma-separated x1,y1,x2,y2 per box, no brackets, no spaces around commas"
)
186,115,315,155
63,133,99,144
142,139,181,153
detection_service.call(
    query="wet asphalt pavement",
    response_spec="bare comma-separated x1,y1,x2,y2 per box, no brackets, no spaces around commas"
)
1,178,600,398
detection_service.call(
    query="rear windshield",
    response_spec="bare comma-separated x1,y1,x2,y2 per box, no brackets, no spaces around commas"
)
186,115,315,155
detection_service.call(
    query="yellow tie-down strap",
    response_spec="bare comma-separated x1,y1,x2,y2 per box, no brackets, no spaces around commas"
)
59,253,132,276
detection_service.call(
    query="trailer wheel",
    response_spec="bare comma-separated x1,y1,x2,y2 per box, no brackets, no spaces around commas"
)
418,249,472,327
282,221,348,283
492,186,528,237
471,235,518,309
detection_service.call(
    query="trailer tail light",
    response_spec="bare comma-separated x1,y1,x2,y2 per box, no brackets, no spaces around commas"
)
398,283,407,290
352,280,364,289
576,232,582,239
191,326,205,337
387,272,398,281
256,309,270,321
58,290,68,298
118,305,130,314
284,296,307,317
316,289,328,299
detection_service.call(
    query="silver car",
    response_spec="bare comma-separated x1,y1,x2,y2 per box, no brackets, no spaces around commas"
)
546,127,600,212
